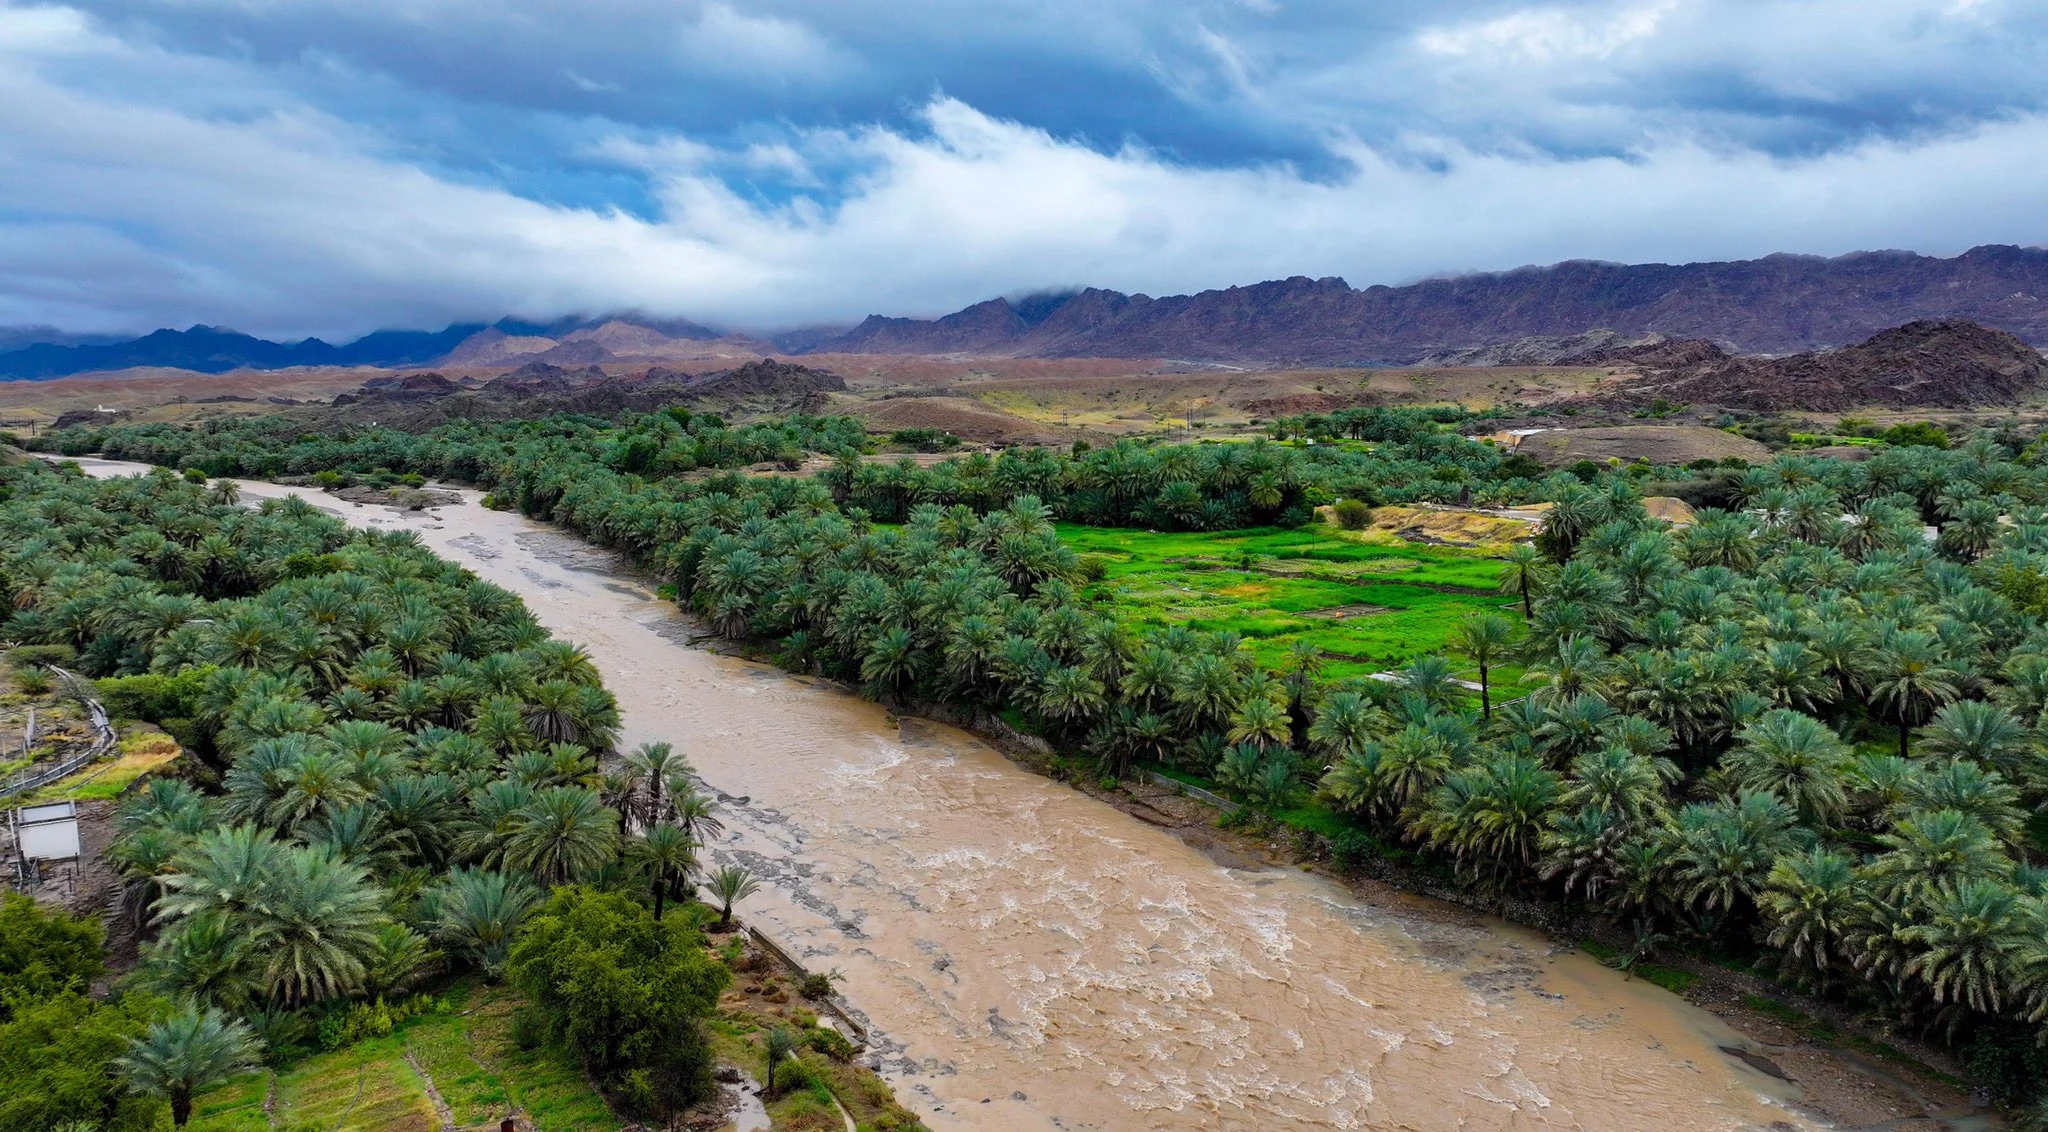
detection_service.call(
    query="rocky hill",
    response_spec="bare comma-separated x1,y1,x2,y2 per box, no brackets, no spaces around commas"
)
1607,319,2048,410
811,245,2048,364
319,358,846,426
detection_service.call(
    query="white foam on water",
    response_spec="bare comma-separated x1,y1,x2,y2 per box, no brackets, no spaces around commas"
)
1236,900,1296,963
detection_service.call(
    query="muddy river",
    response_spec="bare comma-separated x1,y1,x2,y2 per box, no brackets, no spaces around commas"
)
71,459,1821,1130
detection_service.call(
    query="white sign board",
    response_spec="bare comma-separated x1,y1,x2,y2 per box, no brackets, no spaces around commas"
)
15,801,80,861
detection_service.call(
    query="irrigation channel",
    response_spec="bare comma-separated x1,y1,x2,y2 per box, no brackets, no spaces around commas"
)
68,458,1831,1130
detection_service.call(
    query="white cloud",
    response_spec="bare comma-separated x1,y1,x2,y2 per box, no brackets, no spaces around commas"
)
1417,0,1683,62
678,3,855,82
562,68,621,94
1,1,2046,339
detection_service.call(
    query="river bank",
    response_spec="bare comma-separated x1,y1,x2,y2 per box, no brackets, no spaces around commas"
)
53,457,1988,1130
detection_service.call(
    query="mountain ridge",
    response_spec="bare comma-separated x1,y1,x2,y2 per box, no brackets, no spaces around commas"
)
6,244,2047,379
810,245,2048,363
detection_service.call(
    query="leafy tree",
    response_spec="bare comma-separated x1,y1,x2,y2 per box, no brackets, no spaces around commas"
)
507,887,729,1119
0,892,105,1013
0,991,163,1132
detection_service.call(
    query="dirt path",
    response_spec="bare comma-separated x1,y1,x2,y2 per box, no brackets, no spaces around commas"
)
403,1045,459,1132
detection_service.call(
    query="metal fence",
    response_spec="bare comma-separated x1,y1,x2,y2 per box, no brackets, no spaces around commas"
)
1,667,114,800
1136,769,1242,816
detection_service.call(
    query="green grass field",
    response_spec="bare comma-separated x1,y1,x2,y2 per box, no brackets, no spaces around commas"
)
1063,524,1528,689
189,981,620,1132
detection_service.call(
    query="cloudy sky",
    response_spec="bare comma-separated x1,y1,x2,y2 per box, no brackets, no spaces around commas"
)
3,0,2046,340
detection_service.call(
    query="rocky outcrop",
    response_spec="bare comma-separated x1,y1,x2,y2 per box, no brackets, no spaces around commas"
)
320,358,847,425
331,371,463,404
1615,319,2048,410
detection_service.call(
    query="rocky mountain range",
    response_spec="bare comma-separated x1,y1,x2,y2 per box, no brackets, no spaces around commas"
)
4,244,2046,379
814,245,2048,364
0,315,738,380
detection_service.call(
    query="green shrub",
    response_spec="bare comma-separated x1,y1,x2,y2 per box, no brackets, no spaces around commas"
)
1077,554,1110,582
181,467,208,484
8,644,77,670
95,669,209,724
12,665,51,695
1329,829,1384,875
0,892,105,1007
0,990,161,1132
1331,499,1374,530
1882,420,1951,449
796,970,841,1000
805,1024,857,1061
314,994,444,1051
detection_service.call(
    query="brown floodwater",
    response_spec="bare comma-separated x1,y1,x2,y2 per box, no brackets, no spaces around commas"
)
70,459,1821,1131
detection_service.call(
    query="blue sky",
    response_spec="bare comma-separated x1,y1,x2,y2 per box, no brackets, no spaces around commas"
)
2,0,2046,339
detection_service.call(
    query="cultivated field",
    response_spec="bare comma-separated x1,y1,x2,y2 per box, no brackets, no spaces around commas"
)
189,980,619,1132
1064,524,1527,688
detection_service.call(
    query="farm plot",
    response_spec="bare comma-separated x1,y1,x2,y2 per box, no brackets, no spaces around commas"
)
1061,525,1526,686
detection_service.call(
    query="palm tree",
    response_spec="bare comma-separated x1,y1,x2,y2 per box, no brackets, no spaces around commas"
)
140,911,257,1012
256,847,387,1006
1373,726,1454,818
1900,878,2028,1014
1723,710,1852,826
707,864,761,930
1759,848,1857,978
1225,696,1291,751
622,741,689,826
763,1025,800,1095
117,1005,261,1128
1449,613,1515,719
634,822,698,921
1498,545,1547,618
1399,654,1460,713
1557,747,1672,829
860,625,920,700
670,786,725,846
506,786,619,886
360,923,436,1001
1867,631,1964,758
154,824,286,924
1905,759,2027,842
1669,792,1807,922
427,868,542,978
1917,699,2029,772
1416,752,1560,876
1035,665,1106,734
1306,691,1376,766
1865,809,2009,906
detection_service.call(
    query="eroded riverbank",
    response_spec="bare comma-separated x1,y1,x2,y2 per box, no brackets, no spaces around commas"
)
64,458,1838,1130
